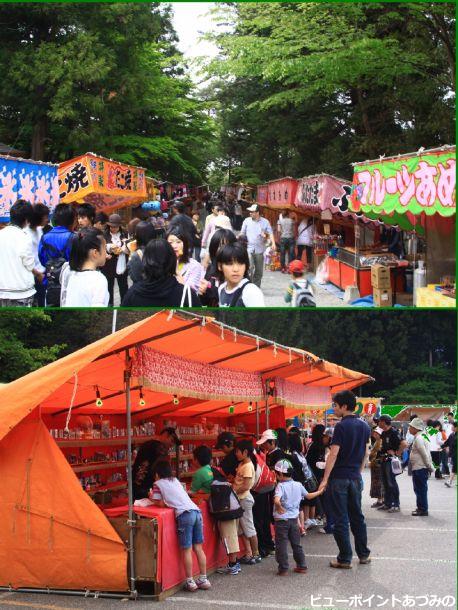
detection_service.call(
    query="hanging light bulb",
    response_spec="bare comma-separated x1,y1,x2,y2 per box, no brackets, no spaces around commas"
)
95,387,103,407
248,402,253,412
173,395,180,405
139,387,146,407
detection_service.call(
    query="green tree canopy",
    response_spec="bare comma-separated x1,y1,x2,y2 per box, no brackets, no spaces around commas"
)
204,2,455,184
0,3,215,183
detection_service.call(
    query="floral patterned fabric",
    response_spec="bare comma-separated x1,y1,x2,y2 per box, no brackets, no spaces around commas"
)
133,346,264,402
274,377,331,409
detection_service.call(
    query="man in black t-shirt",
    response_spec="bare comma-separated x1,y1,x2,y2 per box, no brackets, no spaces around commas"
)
319,391,371,569
378,415,406,512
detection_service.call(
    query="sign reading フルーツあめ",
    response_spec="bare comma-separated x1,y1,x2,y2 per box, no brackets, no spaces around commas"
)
350,149,455,217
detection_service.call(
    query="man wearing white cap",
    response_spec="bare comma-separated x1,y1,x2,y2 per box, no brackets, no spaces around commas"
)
409,418,434,516
241,204,276,287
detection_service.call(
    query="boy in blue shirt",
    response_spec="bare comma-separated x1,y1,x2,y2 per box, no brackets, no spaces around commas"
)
273,459,324,575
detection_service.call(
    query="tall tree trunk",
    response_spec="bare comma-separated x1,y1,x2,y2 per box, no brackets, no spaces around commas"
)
31,119,47,161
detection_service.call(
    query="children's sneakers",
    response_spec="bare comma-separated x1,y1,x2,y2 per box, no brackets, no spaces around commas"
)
217,562,241,575
239,555,256,565
195,576,211,590
184,578,198,592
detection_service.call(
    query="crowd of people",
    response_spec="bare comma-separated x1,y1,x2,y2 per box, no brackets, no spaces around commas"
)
369,411,457,516
0,197,317,308
130,395,456,592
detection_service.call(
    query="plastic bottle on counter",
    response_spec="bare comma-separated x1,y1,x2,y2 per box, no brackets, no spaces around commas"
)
413,260,426,306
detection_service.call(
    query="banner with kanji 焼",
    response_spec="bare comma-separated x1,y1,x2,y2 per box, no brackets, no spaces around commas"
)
58,153,147,212
350,148,455,217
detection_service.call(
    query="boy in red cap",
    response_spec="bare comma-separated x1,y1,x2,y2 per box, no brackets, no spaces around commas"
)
284,260,315,307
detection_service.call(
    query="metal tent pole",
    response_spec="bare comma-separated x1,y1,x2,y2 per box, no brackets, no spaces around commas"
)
265,379,270,429
124,351,137,599
255,402,260,438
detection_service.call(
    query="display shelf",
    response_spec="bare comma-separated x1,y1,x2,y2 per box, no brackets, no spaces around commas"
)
55,436,152,448
86,481,127,496
71,460,128,473
55,434,220,448
171,451,224,462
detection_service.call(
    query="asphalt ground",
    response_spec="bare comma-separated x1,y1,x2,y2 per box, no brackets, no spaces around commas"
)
1,470,455,610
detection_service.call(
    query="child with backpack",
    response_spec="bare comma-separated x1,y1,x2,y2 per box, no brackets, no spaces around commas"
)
216,242,265,307
150,460,211,592
233,439,261,565
273,459,324,576
284,259,316,307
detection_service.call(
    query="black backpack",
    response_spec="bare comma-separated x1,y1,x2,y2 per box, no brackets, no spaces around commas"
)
229,281,252,307
44,235,74,307
208,468,244,521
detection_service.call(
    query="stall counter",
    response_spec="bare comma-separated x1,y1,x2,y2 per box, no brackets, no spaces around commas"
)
104,500,227,593
416,285,456,308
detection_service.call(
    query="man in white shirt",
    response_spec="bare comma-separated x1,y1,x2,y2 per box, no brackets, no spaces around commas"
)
241,204,276,287
296,218,315,267
0,200,38,306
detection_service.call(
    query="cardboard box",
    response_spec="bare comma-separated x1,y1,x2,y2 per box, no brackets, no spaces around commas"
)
371,264,391,289
373,287,393,307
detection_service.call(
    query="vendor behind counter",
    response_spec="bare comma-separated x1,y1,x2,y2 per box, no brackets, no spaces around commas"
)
132,427,181,500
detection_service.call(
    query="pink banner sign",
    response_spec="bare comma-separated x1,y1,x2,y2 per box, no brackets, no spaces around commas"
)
275,377,331,408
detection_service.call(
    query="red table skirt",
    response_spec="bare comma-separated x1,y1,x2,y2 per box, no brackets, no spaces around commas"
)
104,501,228,591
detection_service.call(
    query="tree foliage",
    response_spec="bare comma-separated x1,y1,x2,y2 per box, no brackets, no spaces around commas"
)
0,3,215,182
204,2,455,183
0,310,455,406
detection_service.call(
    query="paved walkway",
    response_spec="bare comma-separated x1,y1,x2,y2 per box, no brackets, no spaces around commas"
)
114,269,346,308
1,472,455,610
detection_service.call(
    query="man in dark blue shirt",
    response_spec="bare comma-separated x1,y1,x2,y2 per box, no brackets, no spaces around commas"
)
319,390,371,569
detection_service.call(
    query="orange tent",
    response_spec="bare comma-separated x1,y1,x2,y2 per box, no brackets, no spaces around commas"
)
0,311,372,595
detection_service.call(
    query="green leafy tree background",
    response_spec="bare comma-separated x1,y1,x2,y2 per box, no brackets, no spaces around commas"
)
0,310,455,405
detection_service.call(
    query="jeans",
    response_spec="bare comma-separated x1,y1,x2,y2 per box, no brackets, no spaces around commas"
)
176,509,203,549
412,468,429,512
280,238,296,269
328,478,370,564
248,252,265,288
321,488,335,533
274,518,306,571
381,459,400,507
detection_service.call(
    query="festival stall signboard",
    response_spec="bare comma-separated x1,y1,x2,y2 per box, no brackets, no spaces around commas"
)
267,177,298,208
58,153,147,212
294,173,358,216
257,185,268,205
0,155,59,222
350,147,456,218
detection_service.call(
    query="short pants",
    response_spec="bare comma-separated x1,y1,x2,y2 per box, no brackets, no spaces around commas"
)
218,519,240,555
238,493,257,538
176,509,203,549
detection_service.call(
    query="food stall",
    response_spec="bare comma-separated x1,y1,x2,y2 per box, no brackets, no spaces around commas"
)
0,311,371,600
350,146,456,306
0,154,59,222
58,153,147,213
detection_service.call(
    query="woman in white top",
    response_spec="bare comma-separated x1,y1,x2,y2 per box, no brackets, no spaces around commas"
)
63,228,109,307
23,203,49,306
296,218,314,266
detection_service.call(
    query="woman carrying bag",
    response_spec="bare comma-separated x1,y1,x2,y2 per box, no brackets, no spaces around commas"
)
101,214,129,306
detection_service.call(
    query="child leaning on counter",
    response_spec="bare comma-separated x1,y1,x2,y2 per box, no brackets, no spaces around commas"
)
149,460,211,593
